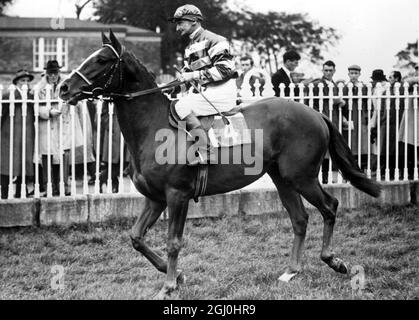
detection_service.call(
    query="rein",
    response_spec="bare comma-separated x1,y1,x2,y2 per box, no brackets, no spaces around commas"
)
84,80,184,100
74,44,183,100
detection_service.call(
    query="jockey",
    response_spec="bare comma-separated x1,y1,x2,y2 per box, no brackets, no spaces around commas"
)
169,4,238,165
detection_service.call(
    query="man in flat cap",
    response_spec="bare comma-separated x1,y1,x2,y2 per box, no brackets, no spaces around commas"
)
169,4,238,165
347,64,362,85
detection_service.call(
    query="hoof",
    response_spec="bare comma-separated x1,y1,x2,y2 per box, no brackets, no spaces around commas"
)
153,284,177,300
278,271,298,283
329,257,348,274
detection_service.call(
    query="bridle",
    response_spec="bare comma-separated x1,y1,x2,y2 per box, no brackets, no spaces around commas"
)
71,43,125,100
70,44,182,101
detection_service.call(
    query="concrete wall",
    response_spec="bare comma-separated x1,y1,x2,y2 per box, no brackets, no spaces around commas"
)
0,181,417,228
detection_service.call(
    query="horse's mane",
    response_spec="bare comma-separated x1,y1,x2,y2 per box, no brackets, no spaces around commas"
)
125,50,158,88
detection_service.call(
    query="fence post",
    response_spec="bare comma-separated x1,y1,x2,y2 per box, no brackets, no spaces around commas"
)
366,83,372,179
82,100,88,195
8,85,16,199
0,85,3,198
107,102,114,193
385,82,391,182
71,103,76,196
33,85,40,198
46,84,53,198
58,99,64,196
357,82,363,166
337,82,344,184
413,84,418,181
94,99,103,194
327,82,334,183
394,82,401,181
403,82,409,181
20,85,28,198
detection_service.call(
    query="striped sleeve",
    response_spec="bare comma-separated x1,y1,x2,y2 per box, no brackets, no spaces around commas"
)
200,38,236,83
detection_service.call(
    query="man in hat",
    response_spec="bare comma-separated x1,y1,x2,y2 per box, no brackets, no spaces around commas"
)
1,69,35,198
347,64,362,85
369,69,388,173
36,60,83,196
169,4,238,165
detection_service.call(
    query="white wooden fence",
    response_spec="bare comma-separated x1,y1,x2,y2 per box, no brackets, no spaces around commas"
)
0,74,418,199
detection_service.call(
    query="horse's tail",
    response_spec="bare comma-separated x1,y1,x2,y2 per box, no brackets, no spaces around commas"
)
321,114,381,198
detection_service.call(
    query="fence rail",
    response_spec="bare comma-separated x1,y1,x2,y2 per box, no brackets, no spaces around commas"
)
0,79,418,200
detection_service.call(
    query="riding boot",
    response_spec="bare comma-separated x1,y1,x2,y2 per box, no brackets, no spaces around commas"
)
184,113,216,166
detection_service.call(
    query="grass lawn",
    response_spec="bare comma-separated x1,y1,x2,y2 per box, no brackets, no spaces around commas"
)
0,204,418,300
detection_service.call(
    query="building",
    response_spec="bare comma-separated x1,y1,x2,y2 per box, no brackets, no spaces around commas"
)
0,16,162,85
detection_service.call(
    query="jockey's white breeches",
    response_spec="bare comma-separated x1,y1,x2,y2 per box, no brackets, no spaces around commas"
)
175,79,237,120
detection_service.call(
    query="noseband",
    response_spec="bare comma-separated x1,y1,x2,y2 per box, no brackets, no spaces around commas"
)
73,44,125,99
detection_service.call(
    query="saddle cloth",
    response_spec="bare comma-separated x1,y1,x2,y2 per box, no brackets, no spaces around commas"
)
169,100,251,147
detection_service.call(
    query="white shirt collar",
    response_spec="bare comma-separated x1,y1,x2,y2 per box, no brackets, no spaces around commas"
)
282,66,293,82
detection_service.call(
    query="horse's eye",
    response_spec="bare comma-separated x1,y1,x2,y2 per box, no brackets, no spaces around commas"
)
97,57,107,64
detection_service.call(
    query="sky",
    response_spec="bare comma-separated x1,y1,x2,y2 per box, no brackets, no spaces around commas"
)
5,0,419,81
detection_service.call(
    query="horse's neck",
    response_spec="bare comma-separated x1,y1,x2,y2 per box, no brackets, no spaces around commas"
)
114,93,169,158
114,55,171,162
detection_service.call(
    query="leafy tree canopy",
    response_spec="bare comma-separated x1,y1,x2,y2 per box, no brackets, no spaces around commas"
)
395,40,418,72
0,0,14,16
92,0,339,73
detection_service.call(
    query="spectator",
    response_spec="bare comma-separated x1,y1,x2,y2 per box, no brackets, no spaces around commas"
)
236,55,265,97
311,60,347,183
369,69,388,175
1,69,35,199
99,101,130,193
36,60,83,196
343,65,369,169
398,66,419,179
388,70,402,85
271,50,301,97
347,64,362,85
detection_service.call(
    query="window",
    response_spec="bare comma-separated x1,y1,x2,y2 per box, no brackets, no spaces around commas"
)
33,37,68,72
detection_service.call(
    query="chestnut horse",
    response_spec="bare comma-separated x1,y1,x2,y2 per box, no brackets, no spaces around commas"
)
59,31,380,299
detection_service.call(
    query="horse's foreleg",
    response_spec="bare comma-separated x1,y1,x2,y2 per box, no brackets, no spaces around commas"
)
130,198,167,273
155,189,189,300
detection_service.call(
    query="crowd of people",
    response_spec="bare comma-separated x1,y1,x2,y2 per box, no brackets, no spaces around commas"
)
1,47,418,197
0,60,128,198
229,50,419,182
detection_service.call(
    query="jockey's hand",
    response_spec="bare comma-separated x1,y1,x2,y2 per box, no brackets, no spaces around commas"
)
179,71,200,83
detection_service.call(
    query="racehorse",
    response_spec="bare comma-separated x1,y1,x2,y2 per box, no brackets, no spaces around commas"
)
59,31,381,299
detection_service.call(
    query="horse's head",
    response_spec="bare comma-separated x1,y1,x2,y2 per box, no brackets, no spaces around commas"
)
59,30,125,104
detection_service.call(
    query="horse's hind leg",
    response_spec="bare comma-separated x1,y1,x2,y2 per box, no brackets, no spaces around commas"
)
130,197,168,273
267,167,308,279
295,179,348,274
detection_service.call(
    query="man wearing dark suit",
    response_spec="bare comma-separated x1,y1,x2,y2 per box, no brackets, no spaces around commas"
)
271,50,301,97
311,60,347,183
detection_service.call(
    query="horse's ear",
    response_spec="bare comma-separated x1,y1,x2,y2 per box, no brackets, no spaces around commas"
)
102,32,111,45
109,29,122,54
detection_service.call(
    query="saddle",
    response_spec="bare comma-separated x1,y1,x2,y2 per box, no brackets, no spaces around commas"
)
169,100,241,130
169,100,251,148
168,100,251,203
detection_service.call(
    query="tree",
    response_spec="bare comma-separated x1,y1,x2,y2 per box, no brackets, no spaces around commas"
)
93,0,235,73
75,0,92,19
395,40,418,72
231,10,339,69
92,0,339,74
0,0,14,16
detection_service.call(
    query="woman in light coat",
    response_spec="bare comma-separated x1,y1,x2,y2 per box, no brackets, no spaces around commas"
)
35,60,83,195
